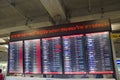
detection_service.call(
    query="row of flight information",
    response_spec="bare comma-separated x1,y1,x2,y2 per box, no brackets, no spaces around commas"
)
9,32,113,74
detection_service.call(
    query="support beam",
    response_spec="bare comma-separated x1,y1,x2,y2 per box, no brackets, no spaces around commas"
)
40,0,67,24
70,10,120,23
0,21,52,37
70,10,120,31
3,0,27,20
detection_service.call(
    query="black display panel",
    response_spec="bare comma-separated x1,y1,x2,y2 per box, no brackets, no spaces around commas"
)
42,37,62,74
10,19,111,41
24,39,41,74
9,41,23,73
63,34,86,74
86,32,113,74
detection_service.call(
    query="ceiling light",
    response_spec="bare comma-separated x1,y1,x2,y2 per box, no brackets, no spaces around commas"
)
4,45,8,48
0,39,5,42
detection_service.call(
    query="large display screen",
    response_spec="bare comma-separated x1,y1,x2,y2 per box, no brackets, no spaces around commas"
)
24,39,41,74
86,32,113,74
63,34,86,74
9,41,23,73
42,37,62,74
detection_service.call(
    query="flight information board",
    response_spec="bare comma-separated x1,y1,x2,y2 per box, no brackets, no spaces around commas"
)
42,37,62,74
24,39,41,74
63,34,86,74
86,32,113,74
9,41,23,73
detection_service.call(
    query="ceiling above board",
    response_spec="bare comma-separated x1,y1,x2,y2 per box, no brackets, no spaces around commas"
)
0,0,120,38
